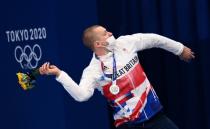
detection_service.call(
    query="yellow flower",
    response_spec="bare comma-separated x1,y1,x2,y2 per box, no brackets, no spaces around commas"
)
16,72,34,90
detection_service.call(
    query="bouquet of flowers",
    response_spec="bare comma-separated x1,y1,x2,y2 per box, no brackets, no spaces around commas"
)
16,68,40,90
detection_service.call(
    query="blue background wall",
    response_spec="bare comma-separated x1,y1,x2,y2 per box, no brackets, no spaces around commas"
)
0,0,109,129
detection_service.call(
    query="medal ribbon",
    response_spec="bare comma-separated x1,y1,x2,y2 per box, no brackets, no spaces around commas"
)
112,50,117,85
97,51,117,80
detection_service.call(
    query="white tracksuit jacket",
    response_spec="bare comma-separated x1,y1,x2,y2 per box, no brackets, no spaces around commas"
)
56,33,184,127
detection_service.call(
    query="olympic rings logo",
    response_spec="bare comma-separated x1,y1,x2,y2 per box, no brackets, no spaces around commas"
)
14,44,42,69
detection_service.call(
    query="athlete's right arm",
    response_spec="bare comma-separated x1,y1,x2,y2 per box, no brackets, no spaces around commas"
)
39,62,96,102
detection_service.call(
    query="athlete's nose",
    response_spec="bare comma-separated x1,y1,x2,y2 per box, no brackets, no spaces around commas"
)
108,32,112,37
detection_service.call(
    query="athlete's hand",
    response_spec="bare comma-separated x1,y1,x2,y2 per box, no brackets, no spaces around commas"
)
39,62,61,77
179,46,195,62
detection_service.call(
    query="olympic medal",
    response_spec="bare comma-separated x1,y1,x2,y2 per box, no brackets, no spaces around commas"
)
109,84,120,95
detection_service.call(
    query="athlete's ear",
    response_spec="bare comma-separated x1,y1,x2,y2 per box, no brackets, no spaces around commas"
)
94,41,102,48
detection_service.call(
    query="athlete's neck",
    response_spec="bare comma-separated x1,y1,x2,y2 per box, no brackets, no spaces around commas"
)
95,48,110,57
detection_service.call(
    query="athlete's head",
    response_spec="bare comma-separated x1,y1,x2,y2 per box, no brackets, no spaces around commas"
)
82,25,115,51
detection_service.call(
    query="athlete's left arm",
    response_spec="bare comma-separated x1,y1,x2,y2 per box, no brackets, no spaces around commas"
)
127,33,195,62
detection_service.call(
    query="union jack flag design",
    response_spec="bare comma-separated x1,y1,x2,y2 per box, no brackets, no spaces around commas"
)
102,63,163,127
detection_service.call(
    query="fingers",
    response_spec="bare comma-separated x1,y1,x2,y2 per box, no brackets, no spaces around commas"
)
190,50,195,59
187,48,195,59
49,65,56,69
180,46,195,62
39,62,60,76
39,62,50,75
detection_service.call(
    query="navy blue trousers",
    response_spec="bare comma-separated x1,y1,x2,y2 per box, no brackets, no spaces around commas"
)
117,112,179,129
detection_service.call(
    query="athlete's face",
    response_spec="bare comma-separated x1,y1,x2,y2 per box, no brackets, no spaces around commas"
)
94,26,113,46
94,26,116,50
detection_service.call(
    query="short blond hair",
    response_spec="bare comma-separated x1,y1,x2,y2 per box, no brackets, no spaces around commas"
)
82,25,100,50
